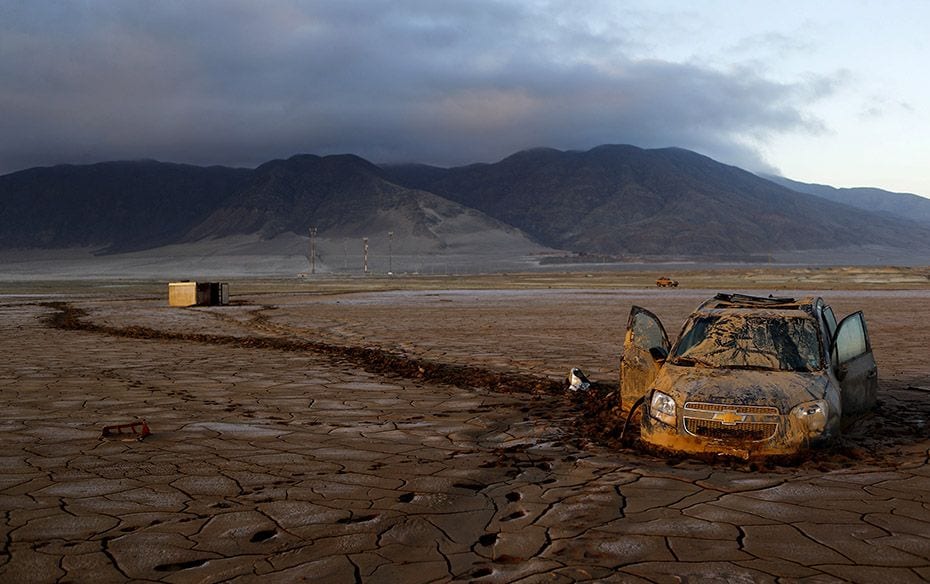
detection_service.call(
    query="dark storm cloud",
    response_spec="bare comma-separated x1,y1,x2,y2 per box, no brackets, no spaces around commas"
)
0,1,835,174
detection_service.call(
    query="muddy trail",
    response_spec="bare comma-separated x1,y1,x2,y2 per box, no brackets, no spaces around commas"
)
43,301,930,472
44,301,561,395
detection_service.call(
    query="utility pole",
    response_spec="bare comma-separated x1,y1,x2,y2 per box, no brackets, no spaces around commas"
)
388,231,394,274
309,227,318,275
363,237,369,275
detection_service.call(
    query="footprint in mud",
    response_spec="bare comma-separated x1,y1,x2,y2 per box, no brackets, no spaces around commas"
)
397,492,415,503
154,559,209,572
250,529,276,543
477,533,498,546
505,491,521,502
453,482,486,492
337,513,378,524
500,510,527,522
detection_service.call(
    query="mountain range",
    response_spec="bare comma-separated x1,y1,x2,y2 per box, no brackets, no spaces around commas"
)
2,145,930,267
763,174,930,227
384,145,930,257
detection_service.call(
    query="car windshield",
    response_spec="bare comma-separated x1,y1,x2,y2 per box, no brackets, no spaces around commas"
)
671,314,823,372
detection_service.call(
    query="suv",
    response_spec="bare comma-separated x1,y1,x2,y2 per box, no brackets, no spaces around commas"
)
620,293,877,458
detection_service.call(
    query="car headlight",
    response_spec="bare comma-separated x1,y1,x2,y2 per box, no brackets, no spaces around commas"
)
791,400,828,436
650,390,677,427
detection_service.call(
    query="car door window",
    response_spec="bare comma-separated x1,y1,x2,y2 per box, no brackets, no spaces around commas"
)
629,309,669,352
834,312,868,365
621,307,670,412
822,306,837,342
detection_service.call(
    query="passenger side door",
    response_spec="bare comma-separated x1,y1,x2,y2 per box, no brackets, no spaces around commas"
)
620,307,670,413
832,311,878,417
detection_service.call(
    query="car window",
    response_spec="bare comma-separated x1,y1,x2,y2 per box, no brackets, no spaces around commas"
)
672,314,823,371
822,306,837,342
630,311,667,351
835,312,868,364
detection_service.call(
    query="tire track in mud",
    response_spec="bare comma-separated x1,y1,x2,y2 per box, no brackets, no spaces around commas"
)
42,300,562,396
41,301,637,456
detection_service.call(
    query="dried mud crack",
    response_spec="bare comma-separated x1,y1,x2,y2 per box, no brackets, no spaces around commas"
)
40,301,930,471
42,301,647,455
43,301,641,454
3,291,929,582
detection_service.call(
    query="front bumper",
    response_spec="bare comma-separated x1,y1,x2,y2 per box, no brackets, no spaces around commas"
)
641,400,829,458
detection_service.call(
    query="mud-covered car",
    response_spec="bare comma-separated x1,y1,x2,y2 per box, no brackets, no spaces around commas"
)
620,293,877,457
656,277,679,287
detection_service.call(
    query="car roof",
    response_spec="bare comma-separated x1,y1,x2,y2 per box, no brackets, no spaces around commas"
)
695,293,819,317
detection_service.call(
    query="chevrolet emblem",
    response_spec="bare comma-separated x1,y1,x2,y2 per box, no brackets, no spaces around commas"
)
714,410,744,425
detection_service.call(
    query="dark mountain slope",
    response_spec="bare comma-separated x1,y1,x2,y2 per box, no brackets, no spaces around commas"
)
186,153,535,250
764,174,930,227
385,145,930,256
4,146,929,261
0,161,248,252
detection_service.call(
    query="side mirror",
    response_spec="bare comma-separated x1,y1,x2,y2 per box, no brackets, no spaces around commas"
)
649,346,669,363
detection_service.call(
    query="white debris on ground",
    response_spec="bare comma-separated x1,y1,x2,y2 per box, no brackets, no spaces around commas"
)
568,367,591,391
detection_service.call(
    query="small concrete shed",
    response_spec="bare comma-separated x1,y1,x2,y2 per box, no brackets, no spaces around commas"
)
168,282,229,307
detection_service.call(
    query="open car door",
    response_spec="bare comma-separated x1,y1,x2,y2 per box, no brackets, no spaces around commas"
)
620,306,670,413
832,311,878,417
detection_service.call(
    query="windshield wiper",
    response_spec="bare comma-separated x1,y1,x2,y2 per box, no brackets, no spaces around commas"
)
671,356,714,367
719,364,777,371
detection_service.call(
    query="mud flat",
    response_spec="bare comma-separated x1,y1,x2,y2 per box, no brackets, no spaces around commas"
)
1,273,929,582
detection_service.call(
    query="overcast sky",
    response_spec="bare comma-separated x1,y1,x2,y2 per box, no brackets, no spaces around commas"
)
1,1,927,196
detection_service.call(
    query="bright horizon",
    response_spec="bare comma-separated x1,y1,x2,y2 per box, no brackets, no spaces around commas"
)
2,1,927,198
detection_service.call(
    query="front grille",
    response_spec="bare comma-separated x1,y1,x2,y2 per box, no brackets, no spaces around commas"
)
684,402,779,415
683,401,780,442
684,418,778,441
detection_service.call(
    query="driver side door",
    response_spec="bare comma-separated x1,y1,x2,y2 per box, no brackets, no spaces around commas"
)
620,306,670,413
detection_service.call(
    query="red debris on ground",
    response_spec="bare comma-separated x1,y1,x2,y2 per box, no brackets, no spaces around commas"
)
101,419,150,441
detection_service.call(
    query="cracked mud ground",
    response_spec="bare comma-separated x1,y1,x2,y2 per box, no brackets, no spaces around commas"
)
1,287,929,583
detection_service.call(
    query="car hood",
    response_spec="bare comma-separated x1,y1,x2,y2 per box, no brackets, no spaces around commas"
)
653,364,830,413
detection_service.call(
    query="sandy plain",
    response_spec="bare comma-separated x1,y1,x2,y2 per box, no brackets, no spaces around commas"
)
1,268,929,583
